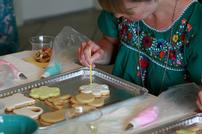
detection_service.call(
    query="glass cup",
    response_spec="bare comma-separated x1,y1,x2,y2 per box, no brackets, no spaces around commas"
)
30,35,54,63
65,106,103,134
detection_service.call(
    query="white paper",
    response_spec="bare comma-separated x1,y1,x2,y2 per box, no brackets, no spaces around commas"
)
0,55,43,90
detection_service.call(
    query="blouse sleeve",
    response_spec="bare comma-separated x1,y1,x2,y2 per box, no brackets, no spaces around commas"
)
97,10,118,38
186,3,202,85
186,30,202,85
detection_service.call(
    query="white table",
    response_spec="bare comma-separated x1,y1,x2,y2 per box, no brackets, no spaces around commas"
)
0,51,193,134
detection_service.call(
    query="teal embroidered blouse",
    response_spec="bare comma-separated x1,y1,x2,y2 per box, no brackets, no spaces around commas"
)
0,0,19,56
97,1,202,95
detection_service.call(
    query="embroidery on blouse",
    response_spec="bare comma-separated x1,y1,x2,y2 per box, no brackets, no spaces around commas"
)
118,18,194,73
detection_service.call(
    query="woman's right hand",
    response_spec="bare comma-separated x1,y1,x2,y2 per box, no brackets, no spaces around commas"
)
196,89,202,111
77,40,104,67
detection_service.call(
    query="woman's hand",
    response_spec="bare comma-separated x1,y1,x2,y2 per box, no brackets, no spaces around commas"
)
77,36,118,67
77,40,104,67
196,90,202,111
77,36,119,67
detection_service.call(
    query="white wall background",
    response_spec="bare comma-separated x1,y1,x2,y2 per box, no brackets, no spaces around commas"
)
14,0,95,26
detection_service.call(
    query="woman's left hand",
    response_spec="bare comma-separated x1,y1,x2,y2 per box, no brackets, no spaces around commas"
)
196,90,202,111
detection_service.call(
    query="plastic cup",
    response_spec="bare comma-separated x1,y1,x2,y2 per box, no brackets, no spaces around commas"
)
29,35,54,63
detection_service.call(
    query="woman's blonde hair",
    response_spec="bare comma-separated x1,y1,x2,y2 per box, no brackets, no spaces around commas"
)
98,0,151,14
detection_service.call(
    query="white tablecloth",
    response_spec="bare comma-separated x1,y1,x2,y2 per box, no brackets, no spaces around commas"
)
0,51,81,91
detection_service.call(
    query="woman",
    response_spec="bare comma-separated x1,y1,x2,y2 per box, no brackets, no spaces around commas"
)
78,0,202,102
0,0,19,55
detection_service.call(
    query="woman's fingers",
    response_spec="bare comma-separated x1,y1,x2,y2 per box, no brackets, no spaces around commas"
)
78,42,89,66
83,43,93,65
198,90,202,104
77,40,101,67
196,99,202,111
196,90,202,111
91,49,104,63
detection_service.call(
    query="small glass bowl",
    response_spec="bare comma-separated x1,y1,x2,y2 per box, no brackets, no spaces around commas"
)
30,35,54,63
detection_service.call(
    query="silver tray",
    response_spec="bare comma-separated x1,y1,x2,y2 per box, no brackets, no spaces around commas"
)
0,67,148,128
139,113,202,134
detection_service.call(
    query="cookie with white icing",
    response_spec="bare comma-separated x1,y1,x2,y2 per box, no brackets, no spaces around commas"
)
79,83,110,97
13,106,43,119
0,93,36,112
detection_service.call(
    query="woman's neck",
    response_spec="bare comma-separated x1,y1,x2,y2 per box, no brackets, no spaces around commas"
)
144,0,191,30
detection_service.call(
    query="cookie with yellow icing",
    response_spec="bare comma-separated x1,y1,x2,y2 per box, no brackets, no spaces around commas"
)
29,86,60,100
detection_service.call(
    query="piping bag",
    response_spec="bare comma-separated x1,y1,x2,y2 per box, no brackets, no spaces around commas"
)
125,83,200,130
41,26,88,78
0,59,27,80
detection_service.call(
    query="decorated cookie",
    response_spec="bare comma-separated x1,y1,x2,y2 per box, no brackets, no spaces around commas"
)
13,106,43,119
29,86,60,100
0,93,36,112
91,89,102,97
75,93,95,104
79,83,110,97
100,88,110,96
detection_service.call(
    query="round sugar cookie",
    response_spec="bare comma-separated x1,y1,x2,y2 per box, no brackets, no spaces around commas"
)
59,94,71,100
100,88,110,96
39,118,52,126
92,89,102,97
88,98,104,107
75,93,95,104
80,87,92,94
40,109,65,123
70,96,78,104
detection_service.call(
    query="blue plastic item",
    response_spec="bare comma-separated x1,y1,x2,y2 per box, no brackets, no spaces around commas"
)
0,114,38,134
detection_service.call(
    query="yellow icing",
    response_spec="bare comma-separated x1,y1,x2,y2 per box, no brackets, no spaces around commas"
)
30,86,60,100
